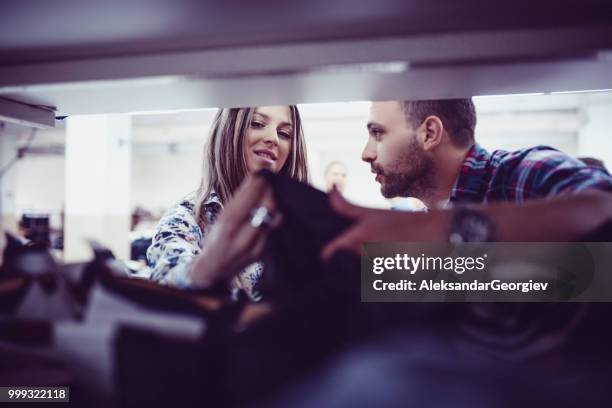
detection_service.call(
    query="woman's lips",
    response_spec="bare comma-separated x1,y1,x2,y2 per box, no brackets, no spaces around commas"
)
254,150,276,165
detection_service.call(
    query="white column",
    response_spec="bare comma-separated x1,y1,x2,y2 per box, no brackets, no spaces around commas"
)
64,115,131,262
578,103,612,169
0,123,20,228
0,122,21,263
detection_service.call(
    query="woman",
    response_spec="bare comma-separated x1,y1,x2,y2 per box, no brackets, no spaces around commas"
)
147,106,309,300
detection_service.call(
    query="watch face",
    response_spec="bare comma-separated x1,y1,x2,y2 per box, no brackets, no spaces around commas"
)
463,215,492,241
452,208,495,243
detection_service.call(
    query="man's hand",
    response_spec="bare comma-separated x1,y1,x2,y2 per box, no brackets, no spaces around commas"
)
321,188,450,261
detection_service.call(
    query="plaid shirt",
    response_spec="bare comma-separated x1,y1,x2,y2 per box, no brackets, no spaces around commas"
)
450,144,612,204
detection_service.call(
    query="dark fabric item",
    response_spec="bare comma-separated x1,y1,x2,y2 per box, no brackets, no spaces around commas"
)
580,219,612,241
0,342,72,387
115,326,207,408
258,169,354,300
259,333,594,408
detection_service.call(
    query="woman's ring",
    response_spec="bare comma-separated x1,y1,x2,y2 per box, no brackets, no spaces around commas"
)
250,206,273,228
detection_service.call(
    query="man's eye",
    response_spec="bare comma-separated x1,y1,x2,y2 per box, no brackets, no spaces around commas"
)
251,121,265,128
370,129,383,140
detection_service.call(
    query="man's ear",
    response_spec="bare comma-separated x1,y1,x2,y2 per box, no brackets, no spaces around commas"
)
420,116,444,151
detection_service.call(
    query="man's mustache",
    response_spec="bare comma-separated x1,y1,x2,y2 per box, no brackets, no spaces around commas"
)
370,164,385,176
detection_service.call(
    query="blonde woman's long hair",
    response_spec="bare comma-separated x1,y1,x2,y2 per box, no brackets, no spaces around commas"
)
195,106,309,230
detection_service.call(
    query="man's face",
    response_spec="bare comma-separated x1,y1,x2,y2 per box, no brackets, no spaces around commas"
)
363,101,434,199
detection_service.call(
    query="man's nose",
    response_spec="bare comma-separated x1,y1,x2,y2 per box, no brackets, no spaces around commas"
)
362,139,376,163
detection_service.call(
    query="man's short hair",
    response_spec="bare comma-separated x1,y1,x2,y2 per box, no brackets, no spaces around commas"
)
400,99,476,148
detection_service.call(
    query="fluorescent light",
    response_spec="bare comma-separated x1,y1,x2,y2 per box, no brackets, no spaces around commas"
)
550,89,612,95
311,61,409,75
128,108,218,116
475,93,546,99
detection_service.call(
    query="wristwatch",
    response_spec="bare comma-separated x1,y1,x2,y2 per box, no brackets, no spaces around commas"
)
449,206,496,243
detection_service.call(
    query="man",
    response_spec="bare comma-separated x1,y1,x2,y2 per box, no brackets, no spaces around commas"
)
322,99,612,259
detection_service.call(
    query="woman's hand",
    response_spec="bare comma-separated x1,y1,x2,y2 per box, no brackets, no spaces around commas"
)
190,175,281,288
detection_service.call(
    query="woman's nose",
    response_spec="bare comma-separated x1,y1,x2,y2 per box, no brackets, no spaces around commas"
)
263,129,279,145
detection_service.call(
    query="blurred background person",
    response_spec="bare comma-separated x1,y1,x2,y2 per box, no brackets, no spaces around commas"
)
323,160,348,193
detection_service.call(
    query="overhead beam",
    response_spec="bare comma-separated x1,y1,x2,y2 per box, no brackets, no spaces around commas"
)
0,97,55,128
1,58,610,116
0,26,611,90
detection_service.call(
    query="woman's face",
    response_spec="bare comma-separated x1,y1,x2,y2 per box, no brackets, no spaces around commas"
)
244,106,293,173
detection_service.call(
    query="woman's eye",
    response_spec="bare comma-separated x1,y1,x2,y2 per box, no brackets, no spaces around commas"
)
278,131,291,140
251,121,265,128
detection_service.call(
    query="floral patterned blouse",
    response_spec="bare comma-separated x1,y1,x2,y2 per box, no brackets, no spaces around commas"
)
146,192,263,301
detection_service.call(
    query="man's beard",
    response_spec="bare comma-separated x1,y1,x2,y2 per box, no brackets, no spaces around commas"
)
372,139,435,199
